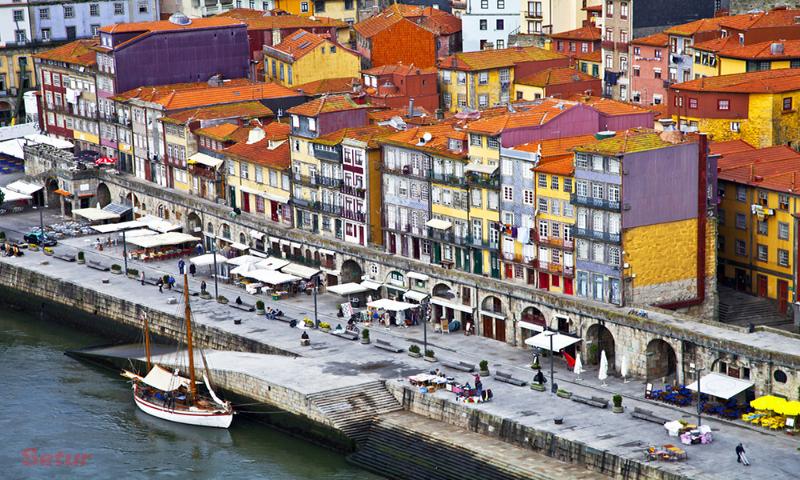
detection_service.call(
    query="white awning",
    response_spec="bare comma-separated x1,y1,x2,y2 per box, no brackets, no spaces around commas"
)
73,207,120,221
0,187,31,202
524,332,582,352
430,296,472,313
403,290,429,302
249,230,265,241
367,298,417,311
139,215,182,233
685,373,754,400
190,253,227,267
93,220,145,233
6,180,42,195
407,272,430,281
361,280,382,290
121,228,157,239
242,269,300,285
188,152,224,169
318,248,335,256
257,257,290,270
238,185,263,196
141,365,190,392
519,321,545,332
290,242,302,249
280,262,320,279
479,310,505,320
226,254,264,266
328,282,369,296
425,219,452,230
229,242,249,251
464,163,498,175
230,262,261,276
24,134,73,149
263,191,290,203
126,232,198,249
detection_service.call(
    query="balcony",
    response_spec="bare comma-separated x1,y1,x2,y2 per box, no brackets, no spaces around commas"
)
293,173,316,187
341,184,366,198
574,227,621,243
525,9,543,18
382,164,429,179
502,251,524,263
535,260,575,278
428,227,472,245
292,197,312,208
466,173,499,189
342,209,366,222
534,231,574,250
313,174,342,188
310,201,342,215
571,194,621,211
467,235,499,251
430,171,467,187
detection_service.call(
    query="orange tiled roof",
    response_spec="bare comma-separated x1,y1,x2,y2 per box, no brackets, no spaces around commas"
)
710,139,756,156
550,26,601,42
295,77,359,96
266,29,325,60
439,46,566,72
100,17,243,35
287,94,367,116
516,67,597,87
464,100,575,135
717,145,800,193
632,32,669,47
720,8,800,30
575,49,601,62
354,6,410,38
692,36,737,54
218,9,349,29
672,69,800,93
160,101,273,125
367,106,437,123
714,38,800,60
195,123,245,142
381,123,468,159
115,80,299,111
215,8,268,19
355,4,460,38
362,63,438,76
417,7,462,35
664,16,730,36
224,133,291,169
516,134,599,176
564,94,652,116
34,39,98,66
312,124,395,148
575,128,695,155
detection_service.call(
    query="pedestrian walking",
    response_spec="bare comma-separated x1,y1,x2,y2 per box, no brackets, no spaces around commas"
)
167,275,175,290
736,443,750,466
200,280,207,293
178,259,186,275
189,263,196,277
139,270,145,286
156,277,163,294
196,242,204,255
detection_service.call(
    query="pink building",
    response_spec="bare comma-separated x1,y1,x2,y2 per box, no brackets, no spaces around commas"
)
630,32,669,106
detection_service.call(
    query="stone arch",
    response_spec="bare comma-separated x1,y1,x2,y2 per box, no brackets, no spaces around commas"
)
314,250,320,264
239,232,247,244
585,323,616,367
219,223,231,240
157,203,169,220
45,177,59,207
206,222,214,234
481,295,503,314
646,339,677,384
521,306,546,328
340,259,362,284
305,248,312,262
187,212,202,235
96,182,111,208
432,283,454,298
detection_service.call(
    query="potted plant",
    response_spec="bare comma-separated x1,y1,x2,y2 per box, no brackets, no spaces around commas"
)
110,264,122,274
408,344,421,358
126,267,138,279
612,394,624,413
217,295,228,304
361,328,370,344
27,243,38,251
424,349,436,362
303,318,314,328
77,251,85,264
200,290,212,300
0,231,5,241
530,359,541,370
556,388,572,399
479,360,490,377
255,300,265,315
43,246,54,256
531,381,546,392
319,322,331,333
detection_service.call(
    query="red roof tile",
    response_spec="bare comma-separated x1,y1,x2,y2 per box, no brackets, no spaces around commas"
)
713,38,800,60
710,139,756,156
515,134,599,175
100,17,243,35
664,16,730,36
266,29,326,60
671,69,800,93
224,134,291,169
516,67,598,87
464,100,575,135
287,94,367,116
362,63,438,76
439,46,566,71
313,124,395,148
564,94,652,116
632,32,669,47
574,49,601,62
381,123,468,159
550,26,601,42
160,101,273,125
355,4,460,38
34,39,98,67
295,77,359,96
717,145,800,193
354,6,409,38
195,123,247,142
115,80,299,111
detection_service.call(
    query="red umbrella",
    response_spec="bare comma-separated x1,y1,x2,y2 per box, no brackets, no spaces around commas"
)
95,156,116,166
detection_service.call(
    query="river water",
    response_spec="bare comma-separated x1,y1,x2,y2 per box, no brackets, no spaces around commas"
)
0,307,382,479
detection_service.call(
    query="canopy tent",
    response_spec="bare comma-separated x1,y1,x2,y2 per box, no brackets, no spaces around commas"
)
190,253,227,267
226,254,265,267
126,232,198,249
361,280,382,290
241,269,300,285
23,134,73,149
188,152,224,169
464,163,498,175
328,282,370,296
139,215,182,233
430,296,473,313
73,207,120,222
228,242,249,251
367,298,417,311
524,331,582,352
141,365,190,392
403,290,429,302
280,262,320,279
407,272,430,281
750,395,788,411
121,228,158,239
685,373,754,400
0,187,32,202
256,257,290,271
518,321,545,333
92,220,145,233
5,180,42,196
425,219,452,230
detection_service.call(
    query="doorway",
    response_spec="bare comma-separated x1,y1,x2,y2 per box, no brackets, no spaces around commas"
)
757,274,768,298
778,279,788,314
735,268,747,291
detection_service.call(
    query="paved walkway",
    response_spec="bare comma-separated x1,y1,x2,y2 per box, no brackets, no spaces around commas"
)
2,213,800,479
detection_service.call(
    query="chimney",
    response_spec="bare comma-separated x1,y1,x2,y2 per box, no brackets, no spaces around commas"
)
435,108,444,120
408,98,415,117
247,127,266,144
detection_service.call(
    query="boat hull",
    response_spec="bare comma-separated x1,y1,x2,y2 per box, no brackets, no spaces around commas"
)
132,385,233,428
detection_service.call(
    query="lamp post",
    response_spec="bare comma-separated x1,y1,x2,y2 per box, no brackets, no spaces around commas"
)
543,329,557,393
421,296,430,356
122,229,128,275
313,274,319,328
693,365,705,426
211,238,219,300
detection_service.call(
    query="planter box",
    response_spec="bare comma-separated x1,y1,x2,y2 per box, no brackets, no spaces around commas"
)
256,309,266,315
612,405,624,413
110,269,122,275
218,298,229,304
200,293,212,299
423,356,437,362
321,328,331,333
360,338,370,344
556,391,572,399
479,369,490,377
408,352,422,358
530,383,546,391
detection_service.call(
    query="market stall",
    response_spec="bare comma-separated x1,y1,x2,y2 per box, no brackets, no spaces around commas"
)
240,269,300,298
643,445,687,462
686,372,753,419
126,232,199,261
743,395,797,431
524,331,582,352
72,207,120,224
92,220,146,234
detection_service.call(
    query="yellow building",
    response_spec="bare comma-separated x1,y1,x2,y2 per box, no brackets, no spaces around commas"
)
310,0,358,23
264,29,360,88
694,38,800,78
223,124,294,226
715,141,800,313
274,0,315,16
670,69,800,149
513,67,599,101
437,46,568,112
575,50,601,78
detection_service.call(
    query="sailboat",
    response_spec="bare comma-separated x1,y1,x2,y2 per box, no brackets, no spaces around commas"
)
122,274,234,428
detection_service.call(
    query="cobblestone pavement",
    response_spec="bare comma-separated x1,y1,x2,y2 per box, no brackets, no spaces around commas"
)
2,210,800,479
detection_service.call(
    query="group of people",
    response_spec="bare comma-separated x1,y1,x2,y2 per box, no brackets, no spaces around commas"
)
177,258,197,276
1,243,22,256
155,275,176,293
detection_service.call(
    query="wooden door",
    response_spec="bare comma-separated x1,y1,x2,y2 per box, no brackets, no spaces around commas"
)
563,278,574,295
389,234,396,254
735,269,746,291
539,272,549,290
778,280,789,314
495,318,506,343
757,274,768,298
271,201,279,222
412,237,420,259
482,316,493,339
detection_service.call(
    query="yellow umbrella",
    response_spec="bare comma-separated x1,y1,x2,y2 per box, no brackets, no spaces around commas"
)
750,395,787,411
777,400,800,416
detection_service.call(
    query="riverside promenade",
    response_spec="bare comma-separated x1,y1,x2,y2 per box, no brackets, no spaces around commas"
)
1,230,799,480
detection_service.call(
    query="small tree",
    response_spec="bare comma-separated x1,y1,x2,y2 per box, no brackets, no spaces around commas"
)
425,349,435,358
255,300,265,310
613,394,623,408
409,344,420,354
479,360,489,371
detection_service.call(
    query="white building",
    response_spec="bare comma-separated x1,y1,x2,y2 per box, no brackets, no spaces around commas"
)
462,0,521,51
162,0,274,18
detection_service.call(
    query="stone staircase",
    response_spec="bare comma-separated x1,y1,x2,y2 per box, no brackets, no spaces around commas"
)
718,286,792,327
349,412,598,480
307,380,402,445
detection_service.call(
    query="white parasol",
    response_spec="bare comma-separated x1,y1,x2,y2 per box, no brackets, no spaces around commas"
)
598,350,609,386
621,355,630,383
573,353,584,381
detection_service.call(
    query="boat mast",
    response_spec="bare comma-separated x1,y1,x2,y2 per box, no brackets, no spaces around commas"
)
183,273,198,401
143,312,152,371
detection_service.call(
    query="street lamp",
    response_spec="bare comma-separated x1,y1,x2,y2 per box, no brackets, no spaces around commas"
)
420,295,431,356
693,364,705,426
543,329,557,393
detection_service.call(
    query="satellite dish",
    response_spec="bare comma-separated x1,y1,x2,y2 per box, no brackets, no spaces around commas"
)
168,13,192,26
422,132,432,142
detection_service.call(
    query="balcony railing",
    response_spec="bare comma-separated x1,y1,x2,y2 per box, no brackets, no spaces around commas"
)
430,171,467,187
534,231,575,250
525,9,543,18
341,184,366,198
574,227,621,243
382,164,429,179
342,209,366,222
293,173,316,187
313,174,342,188
571,194,621,211
466,173,499,189
428,227,472,245
310,201,342,215
535,260,575,277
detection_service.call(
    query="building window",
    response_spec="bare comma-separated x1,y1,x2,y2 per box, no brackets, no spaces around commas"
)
41,28,51,41
497,0,505,7
478,94,488,108
730,122,740,132
64,5,74,18
620,1,628,18
301,2,309,12
13,9,23,21
91,25,100,36
39,7,49,19
563,178,572,192
757,190,768,206
538,173,547,188
774,370,788,383
502,186,513,201
717,99,730,110
779,222,790,240
114,2,124,14
757,244,768,262
757,220,768,236
523,190,534,205
779,193,790,209
736,186,746,201
457,72,466,85
481,0,488,8
784,97,793,111
496,19,504,30
470,134,482,146
689,98,698,109
779,248,790,267
735,239,746,256
487,136,499,149
735,213,746,230
15,30,26,43
496,40,505,49
480,19,487,30
538,197,548,213
608,247,620,267
718,235,725,252
90,3,99,16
